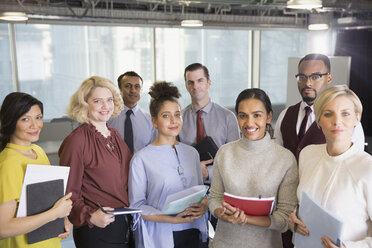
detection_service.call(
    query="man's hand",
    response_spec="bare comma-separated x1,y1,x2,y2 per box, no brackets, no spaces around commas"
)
200,159,213,181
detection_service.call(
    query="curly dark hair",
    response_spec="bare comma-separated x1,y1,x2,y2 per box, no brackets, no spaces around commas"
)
149,81,181,118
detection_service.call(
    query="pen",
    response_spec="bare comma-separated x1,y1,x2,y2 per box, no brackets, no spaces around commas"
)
294,204,299,232
95,202,108,214
207,152,213,160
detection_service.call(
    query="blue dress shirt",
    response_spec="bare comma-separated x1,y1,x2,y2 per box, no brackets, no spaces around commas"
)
179,101,240,183
108,105,156,154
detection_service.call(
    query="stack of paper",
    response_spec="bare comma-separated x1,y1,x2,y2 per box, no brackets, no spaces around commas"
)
293,190,343,248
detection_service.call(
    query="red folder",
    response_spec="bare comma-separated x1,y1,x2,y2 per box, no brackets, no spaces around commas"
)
223,192,275,216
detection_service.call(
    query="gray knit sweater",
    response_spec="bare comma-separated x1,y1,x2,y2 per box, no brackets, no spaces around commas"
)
209,134,298,248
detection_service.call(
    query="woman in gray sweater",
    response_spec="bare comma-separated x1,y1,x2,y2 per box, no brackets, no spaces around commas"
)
209,88,298,248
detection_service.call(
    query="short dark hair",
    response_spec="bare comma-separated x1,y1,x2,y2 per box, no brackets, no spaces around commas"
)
235,88,274,138
117,71,143,90
0,92,43,151
184,63,210,81
298,53,331,73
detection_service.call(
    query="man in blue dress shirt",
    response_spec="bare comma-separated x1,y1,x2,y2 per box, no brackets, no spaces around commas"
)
178,63,240,183
108,71,156,154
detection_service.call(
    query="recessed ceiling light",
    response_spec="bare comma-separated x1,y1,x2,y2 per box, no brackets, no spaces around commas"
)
287,0,322,9
308,23,329,30
181,20,203,27
0,12,28,21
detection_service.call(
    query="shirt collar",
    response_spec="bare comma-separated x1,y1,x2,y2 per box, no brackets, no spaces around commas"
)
124,104,139,116
300,101,314,112
192,100,213,114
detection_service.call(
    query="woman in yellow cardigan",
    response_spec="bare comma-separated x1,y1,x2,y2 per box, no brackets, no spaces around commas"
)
0,92,72,248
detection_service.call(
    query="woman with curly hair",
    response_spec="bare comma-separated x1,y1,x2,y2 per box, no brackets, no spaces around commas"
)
59,76,132,248
128,81,208,248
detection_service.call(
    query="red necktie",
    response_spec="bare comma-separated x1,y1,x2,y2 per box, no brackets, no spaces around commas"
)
196,110,206,143
298,106,312,140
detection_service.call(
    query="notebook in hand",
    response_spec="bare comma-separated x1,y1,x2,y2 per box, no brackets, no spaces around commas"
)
224,192,275,216
97,205,142,215
162,185,209,215
27,179,65,244
193,136,219,162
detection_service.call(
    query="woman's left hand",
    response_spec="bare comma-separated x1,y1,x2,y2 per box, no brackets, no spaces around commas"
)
321,236,345,248
187,197,208,219
220,201,247,226
58,218,72,239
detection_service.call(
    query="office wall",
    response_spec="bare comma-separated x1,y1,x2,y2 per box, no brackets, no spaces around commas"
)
335,29,372,136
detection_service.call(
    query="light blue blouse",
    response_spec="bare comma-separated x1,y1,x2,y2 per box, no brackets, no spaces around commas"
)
128,142,208,248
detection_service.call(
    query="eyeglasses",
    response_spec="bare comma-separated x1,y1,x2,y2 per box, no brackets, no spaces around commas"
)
295,72,329,83
177,165,187,188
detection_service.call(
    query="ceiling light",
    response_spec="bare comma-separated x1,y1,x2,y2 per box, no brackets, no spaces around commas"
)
0,12,28,21
181,20,203,27
308,23,329,30
287,0,322,10
337,17,357,25
308,13,330,30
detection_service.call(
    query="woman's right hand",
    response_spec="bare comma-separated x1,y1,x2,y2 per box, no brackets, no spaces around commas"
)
52,192,73,219
288,212,309,236
90,207,115,228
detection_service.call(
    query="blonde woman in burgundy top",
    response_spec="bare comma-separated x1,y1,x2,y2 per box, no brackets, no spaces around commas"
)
59,76,132,248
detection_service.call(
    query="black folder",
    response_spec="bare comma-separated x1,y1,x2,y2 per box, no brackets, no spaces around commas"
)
27,179,65,244
193,136,219,162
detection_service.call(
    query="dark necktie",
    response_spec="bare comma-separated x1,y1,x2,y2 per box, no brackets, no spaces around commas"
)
124,109,134,153
196,110,206,143
298,106,312,141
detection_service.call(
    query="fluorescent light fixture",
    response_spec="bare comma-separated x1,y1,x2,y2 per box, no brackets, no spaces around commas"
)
287,0,322,9
181,20,203,27
308,23,329,30
337,17,357,24
0,12,28,21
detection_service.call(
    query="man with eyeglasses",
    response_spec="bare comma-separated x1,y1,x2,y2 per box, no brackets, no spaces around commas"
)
275,53,364,161
108,71,156,154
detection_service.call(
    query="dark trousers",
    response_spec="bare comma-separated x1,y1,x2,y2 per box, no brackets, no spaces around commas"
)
173,228,201,248
73,215,130,248
282,230,294,248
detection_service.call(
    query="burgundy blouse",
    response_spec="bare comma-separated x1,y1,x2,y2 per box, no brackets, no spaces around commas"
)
59,123,132,228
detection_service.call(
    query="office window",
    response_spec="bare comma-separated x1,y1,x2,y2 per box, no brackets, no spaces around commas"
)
260,30,307,105
14,24,151,119
0,24,13,102
156,28,250,110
